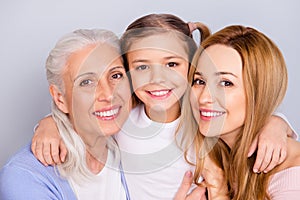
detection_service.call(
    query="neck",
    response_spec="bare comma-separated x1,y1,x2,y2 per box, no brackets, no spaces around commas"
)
85,138,108,174
144,102,181,123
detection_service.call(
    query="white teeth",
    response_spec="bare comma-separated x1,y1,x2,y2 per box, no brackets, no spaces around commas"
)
201,111,224,117
150,90,169,96
94,108,119,117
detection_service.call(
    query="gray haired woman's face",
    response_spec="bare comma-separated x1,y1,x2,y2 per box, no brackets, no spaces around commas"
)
61,43,132,146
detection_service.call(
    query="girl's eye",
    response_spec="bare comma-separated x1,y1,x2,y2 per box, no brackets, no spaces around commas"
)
111,72,123,80
136,65,149,70
166,62,178,67
220,80,233,87
79,79,94,86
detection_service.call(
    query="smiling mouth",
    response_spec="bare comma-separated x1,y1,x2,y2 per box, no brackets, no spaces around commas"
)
93,107,120,120
147,89,172,99
200,110,225,120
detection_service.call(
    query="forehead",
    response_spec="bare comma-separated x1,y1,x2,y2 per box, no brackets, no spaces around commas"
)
67,43,122,77
197,44,242,74
128,33,188,58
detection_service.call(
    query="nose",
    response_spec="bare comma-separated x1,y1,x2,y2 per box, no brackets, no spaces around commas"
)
96,80,113,102
198,85,215,105
150,65,165,84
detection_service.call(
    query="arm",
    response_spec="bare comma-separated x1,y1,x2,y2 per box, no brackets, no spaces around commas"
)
31,115,67,166
248,114,295,173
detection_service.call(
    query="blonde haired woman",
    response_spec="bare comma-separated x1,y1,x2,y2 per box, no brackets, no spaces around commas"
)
185,25,300,199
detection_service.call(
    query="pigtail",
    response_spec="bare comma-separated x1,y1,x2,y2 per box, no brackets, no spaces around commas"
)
188,22,211,45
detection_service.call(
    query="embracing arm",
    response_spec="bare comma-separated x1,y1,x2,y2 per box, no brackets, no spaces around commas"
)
248,114,296,173
31,115,67,166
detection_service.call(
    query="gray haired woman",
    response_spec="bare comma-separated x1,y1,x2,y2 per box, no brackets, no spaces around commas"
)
0,29,132,200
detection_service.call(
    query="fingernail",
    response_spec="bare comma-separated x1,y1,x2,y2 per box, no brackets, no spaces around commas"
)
253,169,258,173
185,171,192,178
263,170,267,173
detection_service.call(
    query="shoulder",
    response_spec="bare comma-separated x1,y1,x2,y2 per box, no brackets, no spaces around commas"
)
0,143,75,200
269,166,300,198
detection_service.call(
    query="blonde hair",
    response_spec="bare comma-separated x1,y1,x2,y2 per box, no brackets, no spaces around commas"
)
46,29,121,182
182,25,288,199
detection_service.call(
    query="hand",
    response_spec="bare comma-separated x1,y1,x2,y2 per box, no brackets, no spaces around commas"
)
174,171,207,200
202,156,229,200
31,116,67,166
248,116,289,173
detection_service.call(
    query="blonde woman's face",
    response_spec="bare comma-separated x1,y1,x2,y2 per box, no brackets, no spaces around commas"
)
190,44,246,147
62,43,132,146
126,33,189,122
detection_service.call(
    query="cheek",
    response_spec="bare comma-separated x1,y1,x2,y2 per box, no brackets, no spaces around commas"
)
190,88,200,117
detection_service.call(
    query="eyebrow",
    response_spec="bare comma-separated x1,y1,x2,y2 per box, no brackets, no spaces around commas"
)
194,71,238,78
131,56,184,64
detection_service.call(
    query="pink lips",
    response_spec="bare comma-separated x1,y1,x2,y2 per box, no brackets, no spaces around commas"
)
146,89,172,100
200,108,225,121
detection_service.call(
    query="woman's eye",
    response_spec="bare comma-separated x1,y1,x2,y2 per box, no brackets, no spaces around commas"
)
111,72,123,79
220,80,233,87
136,65,149,70
166,62,178,67
79,79,94,86
193,78,205,86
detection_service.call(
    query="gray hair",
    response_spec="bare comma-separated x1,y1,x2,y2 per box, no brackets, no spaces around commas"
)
46,29,121,182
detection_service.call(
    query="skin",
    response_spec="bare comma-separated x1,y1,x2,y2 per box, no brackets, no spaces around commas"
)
191,44,246,147
127,33,189,123
50,43,132,172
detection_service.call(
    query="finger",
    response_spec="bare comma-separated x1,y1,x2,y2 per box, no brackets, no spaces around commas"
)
59,140,68,163
43,141,54,165
258,146,273,173
35,142,48,166
253,144,266,173
263,148,281,173
50,142,61,164
186,187,206,200
174,171,193,200
278,147,287,164
248,135,258,157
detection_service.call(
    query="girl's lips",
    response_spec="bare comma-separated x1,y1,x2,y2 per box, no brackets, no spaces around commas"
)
200,109,225,121
146,89,172,100
93,106,121,120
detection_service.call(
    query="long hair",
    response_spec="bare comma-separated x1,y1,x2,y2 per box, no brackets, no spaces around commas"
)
46,29,121,182
186,25,288,199
120,13,211,106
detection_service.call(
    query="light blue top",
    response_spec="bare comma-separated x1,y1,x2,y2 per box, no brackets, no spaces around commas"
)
0,143,130,200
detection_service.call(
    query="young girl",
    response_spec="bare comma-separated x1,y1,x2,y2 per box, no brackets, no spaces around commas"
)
31,14,296,199
186,25,300,199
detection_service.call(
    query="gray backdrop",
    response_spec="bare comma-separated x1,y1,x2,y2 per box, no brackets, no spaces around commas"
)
0,0,299,167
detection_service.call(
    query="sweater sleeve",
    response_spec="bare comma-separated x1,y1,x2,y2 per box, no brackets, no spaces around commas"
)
268,167,300,200
273,112,298,139
0,163,63,200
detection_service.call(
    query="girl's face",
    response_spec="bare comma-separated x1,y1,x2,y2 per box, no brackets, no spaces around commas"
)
190,44,246,147
126,33,189,122
62,43,132,146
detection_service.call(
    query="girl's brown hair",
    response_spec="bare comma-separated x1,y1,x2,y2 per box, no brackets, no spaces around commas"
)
187,25,288,199
120,13,210,106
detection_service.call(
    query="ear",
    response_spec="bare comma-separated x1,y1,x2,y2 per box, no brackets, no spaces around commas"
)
49,85,69,114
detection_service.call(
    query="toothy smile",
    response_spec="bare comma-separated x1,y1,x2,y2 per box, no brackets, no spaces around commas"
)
201,111,225,117
93,107,120,118
147,89,171,97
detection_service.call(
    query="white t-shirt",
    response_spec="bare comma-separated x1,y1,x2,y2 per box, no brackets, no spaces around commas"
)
115,104,196,200
69,150,127,200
